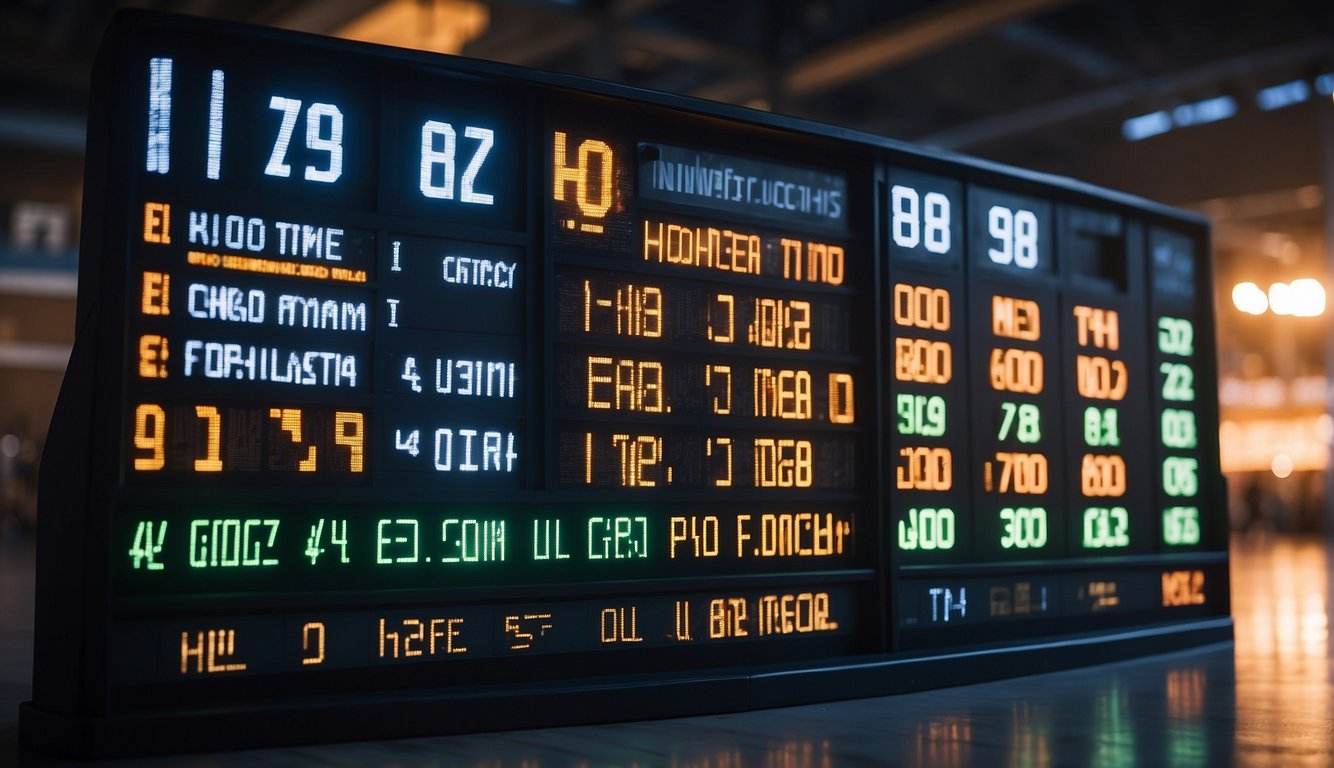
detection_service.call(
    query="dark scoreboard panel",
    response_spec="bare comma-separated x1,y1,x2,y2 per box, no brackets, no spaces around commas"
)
22,11,1229,756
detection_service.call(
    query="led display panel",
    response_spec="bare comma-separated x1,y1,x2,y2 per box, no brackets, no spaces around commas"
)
23,12,1230,756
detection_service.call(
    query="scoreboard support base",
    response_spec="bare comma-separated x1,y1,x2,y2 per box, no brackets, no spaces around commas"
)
20,618,1232,758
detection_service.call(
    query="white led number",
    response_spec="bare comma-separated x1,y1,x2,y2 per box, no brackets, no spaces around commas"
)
987,205,1039,269
265,97,343,184
420,121,495,206
891,185,950,254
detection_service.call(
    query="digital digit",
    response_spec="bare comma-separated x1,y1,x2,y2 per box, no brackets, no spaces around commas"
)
459,126,494,205
1163,506,1201,546
987,206,1038,268
265,96,302,178
899,508,955,551
1160,363,1195,402
989,348,1043,393
1163,456,1199,497
335,412,364,473
420,120,456,199
270,408,317,472
1083,506,1129,548
1161,409,1198,449
1157,317,1194,356
891,185,920,249
998,402,1040,443
194,405,222,472
133,403,166,471
1000,507,1047,549
1083,407,1120,447
395,428,421,458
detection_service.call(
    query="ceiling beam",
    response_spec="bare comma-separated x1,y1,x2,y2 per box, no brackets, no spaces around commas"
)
912,38,1334,150
693,0,1073,104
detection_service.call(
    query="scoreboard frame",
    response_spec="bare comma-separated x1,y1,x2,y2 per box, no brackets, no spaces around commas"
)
22,10,1229,757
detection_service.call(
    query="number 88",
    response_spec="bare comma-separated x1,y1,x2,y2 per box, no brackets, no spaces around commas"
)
891,185,951,255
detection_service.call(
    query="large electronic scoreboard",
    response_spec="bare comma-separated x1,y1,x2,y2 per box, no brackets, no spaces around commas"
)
22,11,1229,756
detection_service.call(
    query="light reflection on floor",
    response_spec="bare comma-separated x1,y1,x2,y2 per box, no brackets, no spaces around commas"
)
0,535,1331,767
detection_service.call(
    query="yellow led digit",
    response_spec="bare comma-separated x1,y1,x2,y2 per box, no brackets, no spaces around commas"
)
133,403,166,471
335,411,365,473
552,131,613,233
193,405,223,472
989,348,1043,393
270,408,317,472
828,373,855,424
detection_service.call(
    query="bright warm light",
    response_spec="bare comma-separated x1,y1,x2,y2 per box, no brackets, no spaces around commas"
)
1272,453,1294,478
1234,280,1327,316
1287,278,1326,317
337,0,488,55
1269,282,1294,315
1232,282,1268,315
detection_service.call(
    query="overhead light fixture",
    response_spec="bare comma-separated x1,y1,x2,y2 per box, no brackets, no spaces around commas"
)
1256,80,1310,111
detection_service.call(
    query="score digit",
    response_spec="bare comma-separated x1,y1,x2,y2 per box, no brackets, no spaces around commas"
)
987,206,1039,269
890,186,951,254
265,97,344,183
420,121,495,204
133,403,166,471
896,394,946,437
997,402,1040,443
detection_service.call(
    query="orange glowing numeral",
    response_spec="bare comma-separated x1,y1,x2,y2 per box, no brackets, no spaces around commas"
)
708,437,733,487
335,412,365,473
988,452,1048,494
133,403,166,471
828,373,855,424
708,294,735,343
1076,355,1128,400
1081,454,1126,497
897,447,951,491
553,131,613,233
895,338,952,383
893,284,950,330
990,348,1043,393
754,438,813,488
992,296,1040,340
270,408,317,472
1073,306,1119,350
194,405,222,472
705,364,732,414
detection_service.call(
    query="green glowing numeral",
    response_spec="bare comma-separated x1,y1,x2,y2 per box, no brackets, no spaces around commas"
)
1157,317,1194,356
1163,506,1200,545
1160,363,1195,402
129,520,167,571
395,428,421,457
1083,406,1120,447
188,519,279,568
998,402,1041,443
1163,456,1199,497
305,519,350,565
1082,506,1129,548
1161,409,1198,449
896,394,947,437
898,507,955,551
999,506,1047,549
401,356,422,392
376,518,419,564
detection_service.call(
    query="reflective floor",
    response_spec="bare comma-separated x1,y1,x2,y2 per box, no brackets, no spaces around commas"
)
1,534,1330,767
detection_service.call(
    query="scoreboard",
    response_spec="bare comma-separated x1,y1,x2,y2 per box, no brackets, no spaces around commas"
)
22,11,1229,756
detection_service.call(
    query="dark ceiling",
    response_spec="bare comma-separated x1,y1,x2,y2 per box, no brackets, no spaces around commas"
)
1,0,1333,215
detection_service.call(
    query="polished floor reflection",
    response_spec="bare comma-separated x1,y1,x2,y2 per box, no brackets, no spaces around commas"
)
1,534,1331,766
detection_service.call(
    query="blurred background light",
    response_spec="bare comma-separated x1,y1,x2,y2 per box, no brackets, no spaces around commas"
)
1233,282,1269,315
